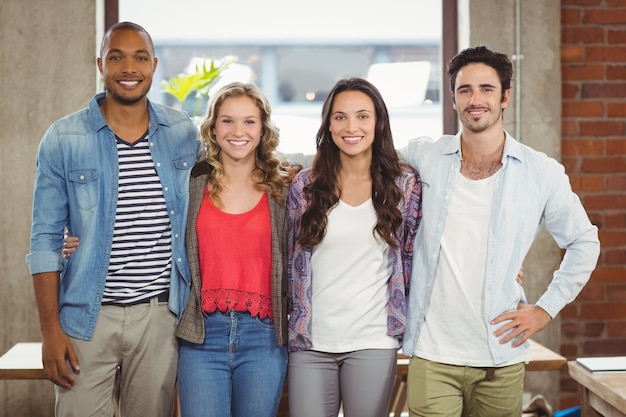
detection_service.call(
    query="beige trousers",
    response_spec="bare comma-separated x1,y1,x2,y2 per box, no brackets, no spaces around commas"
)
55,298,178,417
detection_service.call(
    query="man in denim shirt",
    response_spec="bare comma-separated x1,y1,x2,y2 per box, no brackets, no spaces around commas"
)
26,22,199,416
400,45,600,416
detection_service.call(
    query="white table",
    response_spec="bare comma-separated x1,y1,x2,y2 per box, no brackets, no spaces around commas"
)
0,342,181,417
0,342,45,380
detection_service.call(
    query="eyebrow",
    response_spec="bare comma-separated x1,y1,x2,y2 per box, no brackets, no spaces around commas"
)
332,109,373,115
218,114,260,119
107,48,151,55
457,83,497,91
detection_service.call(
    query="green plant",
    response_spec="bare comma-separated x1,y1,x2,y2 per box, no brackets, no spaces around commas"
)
160,57,235,116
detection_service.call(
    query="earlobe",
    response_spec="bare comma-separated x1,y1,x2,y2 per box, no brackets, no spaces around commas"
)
501,89,511,108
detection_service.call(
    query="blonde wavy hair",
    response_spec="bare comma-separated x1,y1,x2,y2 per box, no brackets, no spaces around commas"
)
199,82,285,207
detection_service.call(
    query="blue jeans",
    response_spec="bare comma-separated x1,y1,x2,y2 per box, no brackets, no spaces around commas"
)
177,311,288,417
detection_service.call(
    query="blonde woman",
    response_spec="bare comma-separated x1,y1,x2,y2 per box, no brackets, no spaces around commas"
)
176,82,289,417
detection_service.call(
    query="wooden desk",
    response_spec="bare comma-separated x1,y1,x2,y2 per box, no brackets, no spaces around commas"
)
3,341,567,416
526,339,568,371
0,343,45,380
568,360,626,417
389,339,567,416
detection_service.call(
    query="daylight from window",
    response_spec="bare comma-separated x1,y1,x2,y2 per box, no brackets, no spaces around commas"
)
120,0,442,154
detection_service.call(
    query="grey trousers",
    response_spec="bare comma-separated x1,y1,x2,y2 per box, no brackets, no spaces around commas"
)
288,348,397,417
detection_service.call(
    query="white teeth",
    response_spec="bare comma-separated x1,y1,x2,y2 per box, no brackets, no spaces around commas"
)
120,81,138,86
229,140,247,146
343,136,362,143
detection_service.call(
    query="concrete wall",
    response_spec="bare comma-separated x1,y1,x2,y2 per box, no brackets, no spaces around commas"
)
0,1,100,415
458,0,563,409
0,0,562,415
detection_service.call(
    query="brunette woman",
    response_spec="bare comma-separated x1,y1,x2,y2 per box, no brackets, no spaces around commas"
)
287,77,422,417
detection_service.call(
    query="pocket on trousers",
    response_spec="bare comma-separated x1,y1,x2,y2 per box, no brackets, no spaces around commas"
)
253,315,276,331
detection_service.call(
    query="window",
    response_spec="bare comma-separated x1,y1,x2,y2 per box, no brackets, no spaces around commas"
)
119,0,443,153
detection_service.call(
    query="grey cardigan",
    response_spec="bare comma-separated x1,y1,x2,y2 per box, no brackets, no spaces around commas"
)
176,160,289,345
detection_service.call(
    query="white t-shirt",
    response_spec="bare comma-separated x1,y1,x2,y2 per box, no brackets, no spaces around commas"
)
310,199,398,352
414,172,524,366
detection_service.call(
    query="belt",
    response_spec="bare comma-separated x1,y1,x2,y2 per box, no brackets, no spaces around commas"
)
102,291,169,306
479,367,497,381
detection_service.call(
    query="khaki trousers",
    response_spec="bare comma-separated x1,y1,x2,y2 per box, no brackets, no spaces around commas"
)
55,298,178,417
407,356,525,417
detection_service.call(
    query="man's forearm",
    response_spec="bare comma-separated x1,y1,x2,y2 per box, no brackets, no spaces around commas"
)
32,272,63,335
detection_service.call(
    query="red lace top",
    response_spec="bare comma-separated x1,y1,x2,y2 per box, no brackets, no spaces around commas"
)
197,192,273,320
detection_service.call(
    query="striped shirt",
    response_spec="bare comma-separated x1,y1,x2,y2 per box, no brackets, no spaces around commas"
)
102,133,172,304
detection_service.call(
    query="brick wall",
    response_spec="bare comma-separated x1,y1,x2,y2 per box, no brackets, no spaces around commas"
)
560,0,626,409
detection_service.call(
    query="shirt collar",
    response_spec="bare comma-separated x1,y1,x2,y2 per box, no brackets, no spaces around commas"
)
88,92,170,133
444,130,524,164
502,130,524,163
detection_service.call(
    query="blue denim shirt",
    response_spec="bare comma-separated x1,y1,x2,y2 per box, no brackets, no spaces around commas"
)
26,92,200,340
400,132,600,365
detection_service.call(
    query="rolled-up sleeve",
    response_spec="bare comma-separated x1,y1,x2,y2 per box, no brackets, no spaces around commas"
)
26,125,67,275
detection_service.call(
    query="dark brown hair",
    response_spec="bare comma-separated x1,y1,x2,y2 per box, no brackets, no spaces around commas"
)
447,45,513,103
298,77,403,248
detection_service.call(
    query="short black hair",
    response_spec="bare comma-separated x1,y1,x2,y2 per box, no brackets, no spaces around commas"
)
100,21,154,58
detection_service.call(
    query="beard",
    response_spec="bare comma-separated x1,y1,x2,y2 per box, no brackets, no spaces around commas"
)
460,106,503,133
104,80,151,105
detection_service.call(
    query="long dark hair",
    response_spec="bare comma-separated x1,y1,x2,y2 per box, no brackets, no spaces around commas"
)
298,77,403,248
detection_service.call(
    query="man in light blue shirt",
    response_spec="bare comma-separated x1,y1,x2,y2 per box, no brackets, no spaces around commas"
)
400,45,599,416
26,22,199,417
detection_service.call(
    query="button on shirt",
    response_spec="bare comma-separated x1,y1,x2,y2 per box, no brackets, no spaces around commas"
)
399,132,599,365
26,92,200,340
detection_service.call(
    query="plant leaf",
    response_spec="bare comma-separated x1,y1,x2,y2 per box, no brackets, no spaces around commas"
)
161,56,237,103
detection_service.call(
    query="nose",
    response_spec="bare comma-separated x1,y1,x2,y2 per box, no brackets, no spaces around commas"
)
232,122,245,137
346,116,359,132
121,59,137,73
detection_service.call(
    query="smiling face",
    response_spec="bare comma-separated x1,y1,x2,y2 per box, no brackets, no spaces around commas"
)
213,95,263,164
329,90,376,160
97,28,157,106
453,63,510,135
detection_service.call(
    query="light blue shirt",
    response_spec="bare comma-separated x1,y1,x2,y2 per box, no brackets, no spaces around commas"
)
400,131,599,365
26,92,200,340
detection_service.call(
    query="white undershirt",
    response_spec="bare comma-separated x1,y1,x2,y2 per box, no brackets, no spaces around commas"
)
310,199,398,352
414,173,498,366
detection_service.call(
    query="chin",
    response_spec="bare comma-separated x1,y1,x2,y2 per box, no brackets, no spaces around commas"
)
115,93,146,105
